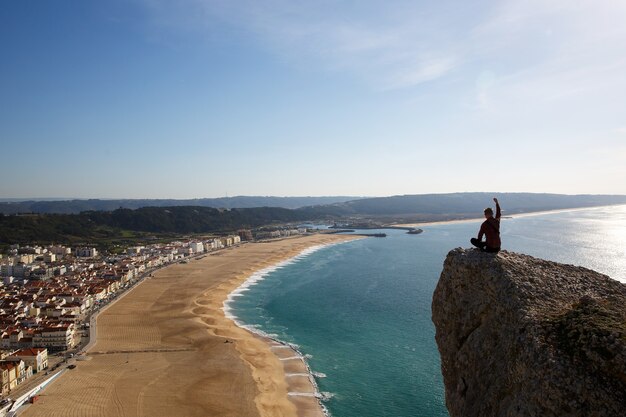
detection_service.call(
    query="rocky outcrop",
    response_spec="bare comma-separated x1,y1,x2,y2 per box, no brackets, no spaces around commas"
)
432,248,626,417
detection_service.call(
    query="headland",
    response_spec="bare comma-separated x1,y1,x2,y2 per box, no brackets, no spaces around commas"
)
433,248,626,417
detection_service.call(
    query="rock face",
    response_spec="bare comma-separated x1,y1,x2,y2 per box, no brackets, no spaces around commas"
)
432,248,626,417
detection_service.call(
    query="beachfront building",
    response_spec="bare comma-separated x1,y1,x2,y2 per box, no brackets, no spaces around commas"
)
190,242,204,253
178,247,193,256
220,237,234,247
32,324,75,351
0,363,16,393
206,238,224,250
0,358,29,384
0,367,8,396
10,348,48,373
238,229,253,241
0,360,25,391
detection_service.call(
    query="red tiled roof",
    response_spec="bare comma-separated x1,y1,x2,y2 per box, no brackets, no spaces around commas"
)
13,348,45,356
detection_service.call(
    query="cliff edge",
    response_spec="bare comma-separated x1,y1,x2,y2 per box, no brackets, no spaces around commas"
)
432,248,626,417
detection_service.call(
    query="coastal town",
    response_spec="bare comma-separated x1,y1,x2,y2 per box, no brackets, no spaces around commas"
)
0,227,307,413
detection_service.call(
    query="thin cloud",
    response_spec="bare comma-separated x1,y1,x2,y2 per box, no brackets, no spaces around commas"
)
139,0,462,89
383,56,457,90
139,0,626,96
468,0,626,112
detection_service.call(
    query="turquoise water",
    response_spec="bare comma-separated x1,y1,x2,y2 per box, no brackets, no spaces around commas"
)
227,205,626,417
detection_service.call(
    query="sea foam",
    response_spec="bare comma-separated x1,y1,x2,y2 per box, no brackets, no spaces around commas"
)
222,240,349,417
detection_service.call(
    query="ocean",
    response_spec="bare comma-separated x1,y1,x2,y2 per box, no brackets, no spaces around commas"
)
226,205,626,417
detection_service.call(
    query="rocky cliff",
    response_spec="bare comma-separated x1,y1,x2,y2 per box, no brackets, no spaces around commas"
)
432,248,626,417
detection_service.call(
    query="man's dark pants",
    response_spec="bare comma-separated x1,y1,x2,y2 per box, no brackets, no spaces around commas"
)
470,238,500,253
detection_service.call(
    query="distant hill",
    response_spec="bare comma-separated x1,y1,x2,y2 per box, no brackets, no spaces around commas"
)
299,193,626,219
2,193,625,247
0,196,362,215
0,206,307,245
5,193,624,217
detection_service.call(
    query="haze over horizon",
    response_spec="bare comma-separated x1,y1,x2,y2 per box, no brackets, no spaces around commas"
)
2,1,626,199
3,191,626,205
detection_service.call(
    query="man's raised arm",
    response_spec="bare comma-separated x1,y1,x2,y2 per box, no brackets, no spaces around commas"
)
494,197,501,220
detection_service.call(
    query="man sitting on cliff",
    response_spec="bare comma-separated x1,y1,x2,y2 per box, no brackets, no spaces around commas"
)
471,197,501,253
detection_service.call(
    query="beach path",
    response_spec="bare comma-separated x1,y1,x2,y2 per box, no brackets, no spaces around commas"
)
21,234,357,417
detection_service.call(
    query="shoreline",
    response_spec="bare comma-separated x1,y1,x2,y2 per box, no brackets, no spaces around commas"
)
20,234,360,417
394,204,626,228
205,235,363,417
223,241,354,417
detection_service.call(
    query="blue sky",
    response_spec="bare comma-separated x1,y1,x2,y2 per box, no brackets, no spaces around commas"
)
1,0,625,198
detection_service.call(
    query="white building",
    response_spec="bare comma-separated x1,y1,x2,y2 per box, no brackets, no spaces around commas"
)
32,325,75,351
190,242,204,253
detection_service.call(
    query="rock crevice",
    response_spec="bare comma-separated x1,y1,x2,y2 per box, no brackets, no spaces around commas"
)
432,248,626,417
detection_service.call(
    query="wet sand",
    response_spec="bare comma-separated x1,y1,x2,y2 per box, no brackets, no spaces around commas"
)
22,234,359,417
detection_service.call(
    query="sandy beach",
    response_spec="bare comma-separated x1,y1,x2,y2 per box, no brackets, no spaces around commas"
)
22,234,359,417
